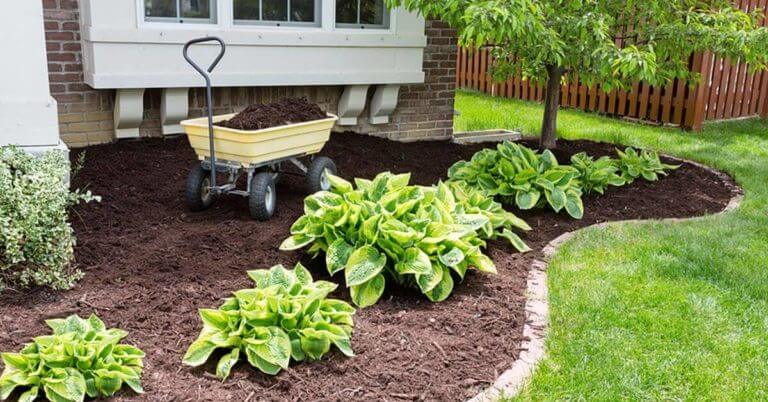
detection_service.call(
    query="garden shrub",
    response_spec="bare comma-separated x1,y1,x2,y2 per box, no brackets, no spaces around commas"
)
448,141,585,218
616,147,679,183
0,314,145,402
280,172,530,308
183,263,355,378
0,146,98,291
570,152,626,194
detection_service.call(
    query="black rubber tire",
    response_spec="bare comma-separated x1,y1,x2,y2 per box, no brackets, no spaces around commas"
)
306,156,337,194
249,172,276,221
257,163,281,185
185,163,216,212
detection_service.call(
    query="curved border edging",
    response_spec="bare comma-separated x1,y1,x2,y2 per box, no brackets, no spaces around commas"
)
468,156,744,402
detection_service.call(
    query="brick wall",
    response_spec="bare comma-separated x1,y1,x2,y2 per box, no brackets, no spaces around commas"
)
42,0,457,147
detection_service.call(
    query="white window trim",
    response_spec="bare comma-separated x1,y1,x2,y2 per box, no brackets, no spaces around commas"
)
136,0,397,34
335,0,390,30
142,0,219,24
232,0,322,27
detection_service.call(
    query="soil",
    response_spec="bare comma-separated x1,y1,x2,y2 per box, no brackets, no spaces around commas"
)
0,134,734,402
217,98,328,131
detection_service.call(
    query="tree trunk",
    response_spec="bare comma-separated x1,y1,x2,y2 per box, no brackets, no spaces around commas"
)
540,65,564,150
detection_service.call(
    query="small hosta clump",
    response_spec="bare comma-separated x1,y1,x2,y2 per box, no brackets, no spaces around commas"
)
183,263,355,378
0,314,145,402
570,152,626,194
281,172,530,308
448,141,585,218
616,147,679,184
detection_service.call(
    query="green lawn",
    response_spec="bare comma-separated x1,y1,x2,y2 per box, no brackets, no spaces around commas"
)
455,90,768,401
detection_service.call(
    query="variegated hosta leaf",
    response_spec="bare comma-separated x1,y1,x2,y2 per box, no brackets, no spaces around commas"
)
283,171,531,307
184,263,356,378
345,246,387,287
350,273,386,308
0,315,144,401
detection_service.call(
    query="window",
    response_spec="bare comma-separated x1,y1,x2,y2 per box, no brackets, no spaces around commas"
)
233,0,321,27
144,0,217,23
336,0,389,29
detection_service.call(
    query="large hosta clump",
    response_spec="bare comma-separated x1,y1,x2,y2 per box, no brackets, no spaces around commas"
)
0,314,145,402
183,264,355,378
280,172,530,308
448,141,585,219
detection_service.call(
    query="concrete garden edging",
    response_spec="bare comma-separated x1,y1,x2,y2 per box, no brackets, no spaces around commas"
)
468,156,744,402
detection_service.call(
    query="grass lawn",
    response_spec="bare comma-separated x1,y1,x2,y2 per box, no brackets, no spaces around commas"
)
455,90,768,401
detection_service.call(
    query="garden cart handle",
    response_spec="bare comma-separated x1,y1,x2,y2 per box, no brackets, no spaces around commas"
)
183,37,226,192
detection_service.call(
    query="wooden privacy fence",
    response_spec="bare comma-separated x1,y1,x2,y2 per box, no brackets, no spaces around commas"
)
455,0,768,131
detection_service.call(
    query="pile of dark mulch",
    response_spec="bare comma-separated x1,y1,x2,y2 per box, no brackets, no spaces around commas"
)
0,134,735,401
217,97,328,131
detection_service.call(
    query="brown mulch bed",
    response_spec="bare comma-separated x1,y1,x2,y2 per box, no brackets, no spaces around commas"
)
0,134,733,401
217,98,328,130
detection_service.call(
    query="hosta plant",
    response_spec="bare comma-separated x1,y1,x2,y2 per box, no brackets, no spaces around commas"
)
570,152,626,195
0,314,145,402
183,263,355,379
448,141,585,219
280,172,530,308
616,147,680,184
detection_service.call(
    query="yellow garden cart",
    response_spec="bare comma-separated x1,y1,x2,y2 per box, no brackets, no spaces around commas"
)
180,37,339,220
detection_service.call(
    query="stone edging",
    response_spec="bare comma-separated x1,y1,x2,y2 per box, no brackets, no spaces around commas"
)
468,156,744,402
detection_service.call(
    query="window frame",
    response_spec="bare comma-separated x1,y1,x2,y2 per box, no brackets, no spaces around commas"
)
232,0,322,28
143,0,218,24
335,0,390,30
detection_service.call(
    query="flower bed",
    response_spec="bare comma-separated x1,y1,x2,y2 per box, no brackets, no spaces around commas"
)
0,134,732,401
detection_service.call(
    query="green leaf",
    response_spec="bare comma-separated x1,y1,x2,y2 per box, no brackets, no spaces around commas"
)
18,386,39,402
215,348,240,381
425,268,454,302
43,369,86,402
299,328,332,360
565,193,584,219
328,174,354,193
395,247,432,275
546,187,567,211
326,239,355,275
279,234,314,251
199,309,229,331
345,246,387,287
515,190,540,210
417,264,444,293
499,229,531,253
244,346,282,375
350,274,386,308
245,328,291,369
182,339,217,367
438,248,465,267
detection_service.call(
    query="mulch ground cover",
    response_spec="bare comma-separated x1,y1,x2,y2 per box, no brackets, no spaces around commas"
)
0,134,733,401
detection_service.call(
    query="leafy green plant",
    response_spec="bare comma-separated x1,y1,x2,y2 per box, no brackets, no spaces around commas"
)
280,172,530,308
448,141,585,219
0,146,99,292
616,147,679,184
183,263,355,379
0,314,145,402
570,152,626,195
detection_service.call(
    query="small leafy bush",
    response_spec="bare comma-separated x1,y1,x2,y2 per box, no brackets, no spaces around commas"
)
183,263,355,379
616,147,679,184
0,314,145,402
280,172,530,308
570,152,626,194
448,141,585,219
0,146,99,292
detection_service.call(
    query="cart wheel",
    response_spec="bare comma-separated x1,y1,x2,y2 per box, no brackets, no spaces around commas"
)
257,163,281,185
306,156,337,194
249,172,276,221
186,163,216,212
